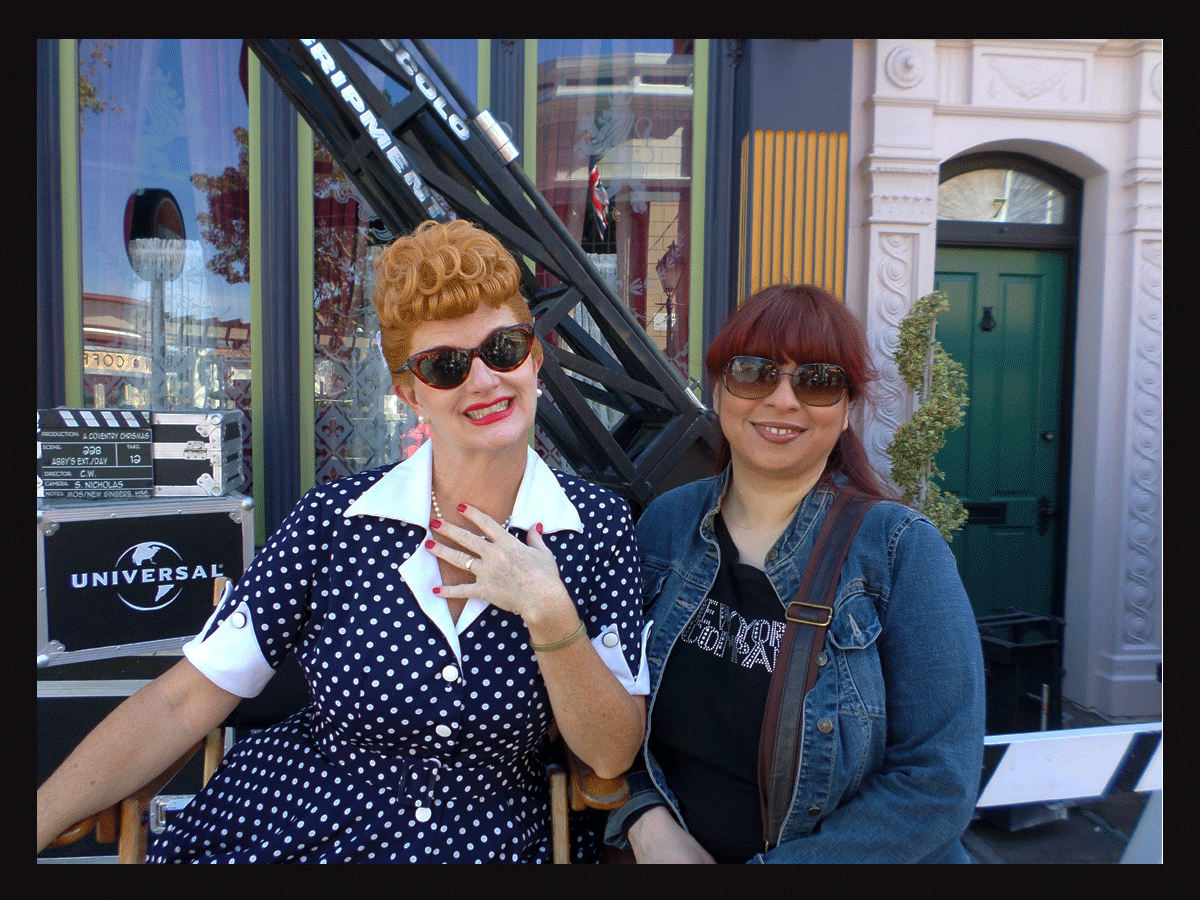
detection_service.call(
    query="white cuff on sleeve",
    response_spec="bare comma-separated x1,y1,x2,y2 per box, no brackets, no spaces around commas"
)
590,621,651,696
183,600,276,698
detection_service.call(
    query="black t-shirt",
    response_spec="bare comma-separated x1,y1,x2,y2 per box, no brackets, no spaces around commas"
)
647,515,785,863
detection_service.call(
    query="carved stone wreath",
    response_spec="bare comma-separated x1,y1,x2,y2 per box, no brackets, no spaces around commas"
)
885,45,926,89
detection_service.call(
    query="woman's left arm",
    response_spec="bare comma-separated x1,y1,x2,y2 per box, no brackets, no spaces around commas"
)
525,588,646,778
754,515,985,864
427,508,646,779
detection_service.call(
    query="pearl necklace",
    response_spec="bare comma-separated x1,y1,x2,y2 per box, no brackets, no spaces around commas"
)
431,487,512,531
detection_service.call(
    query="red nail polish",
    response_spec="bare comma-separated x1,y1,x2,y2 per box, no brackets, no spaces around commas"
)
430,518,441,529
536,523,543,534
457,503,468,513
432,586,441,595
425,539,436,550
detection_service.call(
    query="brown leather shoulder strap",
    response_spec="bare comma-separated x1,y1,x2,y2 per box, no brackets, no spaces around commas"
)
757,491,875,849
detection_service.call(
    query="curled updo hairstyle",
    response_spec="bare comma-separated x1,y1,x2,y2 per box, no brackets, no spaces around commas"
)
373,219,540,387
705,284,895,499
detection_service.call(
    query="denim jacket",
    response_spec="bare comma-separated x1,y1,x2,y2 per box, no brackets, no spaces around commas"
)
606,469,985,863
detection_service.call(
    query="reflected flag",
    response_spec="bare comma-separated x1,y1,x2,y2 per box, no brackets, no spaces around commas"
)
589,156,609,239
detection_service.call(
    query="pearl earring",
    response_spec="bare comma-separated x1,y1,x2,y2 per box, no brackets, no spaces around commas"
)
417,414,427,424
536,387,543,397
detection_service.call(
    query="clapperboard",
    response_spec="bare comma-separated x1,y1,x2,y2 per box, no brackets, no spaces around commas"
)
976,722,1162,809
37,409,155,501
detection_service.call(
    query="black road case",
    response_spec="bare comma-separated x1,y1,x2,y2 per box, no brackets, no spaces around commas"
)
150,410,245,497
37,408,245,500
37,493,254,861
37,493,254,666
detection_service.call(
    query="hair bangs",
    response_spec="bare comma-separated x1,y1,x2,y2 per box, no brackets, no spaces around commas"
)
707,284,877,403
705,284,894,498
747,302,849,373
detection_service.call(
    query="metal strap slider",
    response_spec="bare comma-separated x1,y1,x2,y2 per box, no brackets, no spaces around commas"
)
785,601,833,627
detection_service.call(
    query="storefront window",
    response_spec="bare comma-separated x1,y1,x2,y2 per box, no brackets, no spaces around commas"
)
312,139,412,484
78,39,252,491
312,41,478,483
424,40,477,107
535,40,695,379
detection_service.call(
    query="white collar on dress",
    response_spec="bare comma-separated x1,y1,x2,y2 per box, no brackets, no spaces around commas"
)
343,439,584,535
340,439,583,667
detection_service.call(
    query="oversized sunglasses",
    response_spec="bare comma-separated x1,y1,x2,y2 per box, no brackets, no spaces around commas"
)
721,356,848,407
398,324,536,389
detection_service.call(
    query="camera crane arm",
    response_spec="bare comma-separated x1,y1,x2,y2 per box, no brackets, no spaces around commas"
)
247,39,717,513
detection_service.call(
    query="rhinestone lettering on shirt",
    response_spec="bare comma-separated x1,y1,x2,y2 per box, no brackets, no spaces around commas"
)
678,597,786,672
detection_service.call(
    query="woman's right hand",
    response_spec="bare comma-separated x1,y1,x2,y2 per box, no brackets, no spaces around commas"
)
627,805,717,864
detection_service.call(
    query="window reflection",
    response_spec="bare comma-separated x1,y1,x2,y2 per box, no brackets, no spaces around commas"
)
312,139,415,484
535,40,694,380
424,40,477,107
312,41,479,482
78,39,252,492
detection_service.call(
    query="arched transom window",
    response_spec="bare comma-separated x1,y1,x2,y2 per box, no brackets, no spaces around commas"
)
938,167,1066,225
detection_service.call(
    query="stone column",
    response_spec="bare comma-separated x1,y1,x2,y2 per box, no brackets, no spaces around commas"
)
858,41,941,481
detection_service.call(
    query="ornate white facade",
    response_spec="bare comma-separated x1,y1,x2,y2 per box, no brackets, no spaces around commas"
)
844,40,1162,717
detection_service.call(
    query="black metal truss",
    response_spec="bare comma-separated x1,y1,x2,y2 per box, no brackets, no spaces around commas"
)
249,39,717,512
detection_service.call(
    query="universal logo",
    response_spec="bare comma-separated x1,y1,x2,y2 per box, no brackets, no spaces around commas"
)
70,541,225,612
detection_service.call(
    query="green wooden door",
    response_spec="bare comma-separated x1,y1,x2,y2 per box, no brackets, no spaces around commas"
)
933,248,1066,619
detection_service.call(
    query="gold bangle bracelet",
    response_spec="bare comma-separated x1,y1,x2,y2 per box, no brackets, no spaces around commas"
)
530,620,587,652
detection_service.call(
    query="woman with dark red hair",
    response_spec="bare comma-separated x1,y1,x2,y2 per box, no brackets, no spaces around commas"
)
606,284,985,863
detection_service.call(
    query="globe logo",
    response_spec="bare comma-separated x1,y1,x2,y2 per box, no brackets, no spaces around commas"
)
114,541,185,611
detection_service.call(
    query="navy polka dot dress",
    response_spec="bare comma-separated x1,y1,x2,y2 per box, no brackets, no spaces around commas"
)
148,445,645,863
